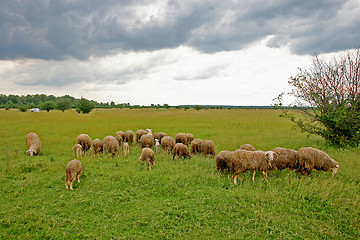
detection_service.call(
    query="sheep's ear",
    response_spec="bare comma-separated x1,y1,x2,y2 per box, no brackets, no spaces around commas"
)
335,164,339,168
34,150,37,154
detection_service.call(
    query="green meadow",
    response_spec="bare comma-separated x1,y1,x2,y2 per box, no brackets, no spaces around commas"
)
1,108,359,239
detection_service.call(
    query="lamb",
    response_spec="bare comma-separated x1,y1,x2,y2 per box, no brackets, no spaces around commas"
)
270,147,298,175
124,130,134,144
186,133,194,146
296,147,339,177
216,150,232,174
123,142,129,157
72,144,82,158
140,133,155,149
230,149,277,184
240,144,256,151
201,140,216,157
92,138,103,157
65,159,82,190
161,136,175,154
139,147,156,170
76,134,92,153
115,131,124,145
103,136,119,158
155,139,160,152
136,129,145,143
26,132,41,156
175,133,187,145
190,139,203,154
173,143,191,160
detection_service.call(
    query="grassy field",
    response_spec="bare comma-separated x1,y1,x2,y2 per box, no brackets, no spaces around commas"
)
1,108,359,239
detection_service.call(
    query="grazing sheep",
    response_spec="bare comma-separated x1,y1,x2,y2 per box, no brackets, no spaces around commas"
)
216,150,232,174
173,143,191,160
296,147,339,177
26,132,41,156
76,134,92,153
144,129,152,134
92,138,103,157
155,139,160,152
161,136,175,154
190,139,203,154
186,133,194,146
230,150,276,184
153,132,160,141
240,144,256,151
158,132,167,142
136,129,145,143
103,136,119,158
124,130,134,144
72,144,82,158
115,131,124,145
123,142,129,157
270,147,298,175
175,133,187,145
140,133,155,149
139,147,156,170
65,159,82,190
201,140,216,157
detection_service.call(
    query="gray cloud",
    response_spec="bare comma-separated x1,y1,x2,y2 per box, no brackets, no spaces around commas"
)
0,0,359,61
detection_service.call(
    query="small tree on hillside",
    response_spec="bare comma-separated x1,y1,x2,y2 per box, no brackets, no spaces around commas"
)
274,48,360,147
56,100,71,112
41,101,55,112
76,97,94,114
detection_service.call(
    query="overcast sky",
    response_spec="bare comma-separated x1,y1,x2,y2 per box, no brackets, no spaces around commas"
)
0,0,359,106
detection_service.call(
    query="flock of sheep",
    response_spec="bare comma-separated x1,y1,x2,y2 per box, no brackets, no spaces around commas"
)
26,129,340,190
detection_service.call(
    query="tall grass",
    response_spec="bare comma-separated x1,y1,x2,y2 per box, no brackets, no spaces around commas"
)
0,108,359,239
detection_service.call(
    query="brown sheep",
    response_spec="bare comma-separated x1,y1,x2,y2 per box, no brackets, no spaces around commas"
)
123,142,129,157
157,132,167,142
72,144,82,158
240,144,256,151
92,138,103,157
153,132,160,141
173,143,191,160
175,133,187,145
161,136,175,154
115,131,124,145
103,136,119,158
139,147,156,170
140,133,155,149
296,147,339,177
230,150,277,184
65,159,82,190
216,150,232,174
26,132,41,156
136,129,145,143
186,133,194,146
270,147,298,175
190,139,203,154
76,134,92,153
124,130,134,144
201,140,216,157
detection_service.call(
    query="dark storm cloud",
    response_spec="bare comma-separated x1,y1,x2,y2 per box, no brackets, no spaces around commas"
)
0,0,359,60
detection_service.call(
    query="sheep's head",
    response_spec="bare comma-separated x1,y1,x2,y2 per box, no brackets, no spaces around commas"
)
331,162,339,177
265,151,277,167
26,149,37,156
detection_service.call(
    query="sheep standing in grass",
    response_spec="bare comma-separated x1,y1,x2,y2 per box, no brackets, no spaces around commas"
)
26,132,41,156
191,139,203,154
230,150,276,184
139,147,156,170
92,139,103,157
173,143,191,160
115,131,124,145
136,129,145,143
186,133,194,146
72,144,82,158
155,139,160,152
76,134,92,154
240,144,256,151
123,142,129,157
175,133,187,145
296,147,339,177
140,133,155,149
201,140,216,157
65,159,82,190
161,136,175,154
216,150,232,174
270,147,298,175
157,132,167,142
103,136,119,158
124,130,134,144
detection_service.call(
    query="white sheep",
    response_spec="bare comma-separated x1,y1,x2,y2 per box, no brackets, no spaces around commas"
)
72,143,82,158
65,159,82,190
155,139,160,152
123,142,129,157
26,132,41,156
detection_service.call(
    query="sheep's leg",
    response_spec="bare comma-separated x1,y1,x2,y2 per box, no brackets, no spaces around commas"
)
77,173,81,183
233,175,238,185
317,170,321,177
262,171,269,182
65,181,68,189
70,181,74,190
269,170,273,177
252,170,256,182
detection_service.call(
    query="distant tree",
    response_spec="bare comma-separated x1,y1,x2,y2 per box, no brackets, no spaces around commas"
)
76,97,94,114
163,103,170,109
56,100,71,112
194,105,202,111
184,106,190,111
18,105,28,112
41,101,55,112
5,100,14,110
